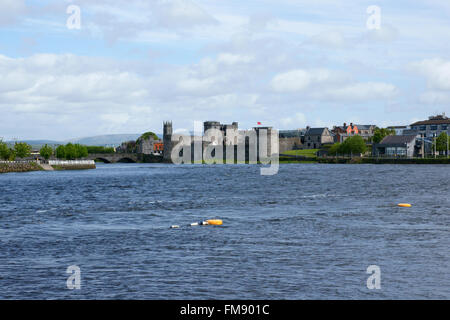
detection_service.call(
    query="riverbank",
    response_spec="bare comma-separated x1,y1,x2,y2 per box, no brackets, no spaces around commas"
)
157,156,450,164
317,157,450,164
0,160,96,174
0,161,43,173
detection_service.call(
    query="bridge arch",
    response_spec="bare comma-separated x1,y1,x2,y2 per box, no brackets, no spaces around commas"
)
86,153,139,163
93,157,111,163
117,157,137,163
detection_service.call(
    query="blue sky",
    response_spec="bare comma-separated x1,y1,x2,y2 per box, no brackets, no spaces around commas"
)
1,0,450,140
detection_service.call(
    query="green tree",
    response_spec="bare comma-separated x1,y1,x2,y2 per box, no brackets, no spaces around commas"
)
138,132,159,141
14,142,32,159
0,141,10,160
40,144,53,160
7,148,16,161
433,132,450,153
64,143,77,160
328,142,341,155
55,143,88,160
372,127,395,144
340,135,367,155
86,146,115,154
56,145,66,159
74,144,88,158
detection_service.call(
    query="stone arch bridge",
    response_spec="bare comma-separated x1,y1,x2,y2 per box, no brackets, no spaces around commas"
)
85,153,140,163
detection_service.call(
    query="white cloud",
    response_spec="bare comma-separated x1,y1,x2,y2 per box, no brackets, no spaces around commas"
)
100,113,130,124
411,58,450,91
0,53,263,138
271,69,318,92
363,24,399,43
280,112,307,128
157,0,218,29
0,0,26,26
176,76,217,93
271,68,397,102
419,91,450,104
217,53,254,65
323,82,398,102
309,31,346,48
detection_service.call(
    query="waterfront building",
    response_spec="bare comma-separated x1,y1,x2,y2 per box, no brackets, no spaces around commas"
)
303,127,334,149
332,123,376,142
387,125,408,135
372,135,419,158
136,134,162,155
409,113,450,138
153,142,163,155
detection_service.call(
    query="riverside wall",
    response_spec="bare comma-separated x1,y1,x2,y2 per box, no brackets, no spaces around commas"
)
317,157,450,164
0,161,43,173
48,160,96,170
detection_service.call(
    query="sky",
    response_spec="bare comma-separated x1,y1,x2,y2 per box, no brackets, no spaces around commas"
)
1,0,450,140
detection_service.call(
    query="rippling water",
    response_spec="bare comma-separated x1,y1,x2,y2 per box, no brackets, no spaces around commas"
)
0,163,449,299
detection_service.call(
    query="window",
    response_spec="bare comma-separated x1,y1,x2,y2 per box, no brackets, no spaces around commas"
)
386,147,406,156
420,126,426,131
442,125,448,130
430,125,437,131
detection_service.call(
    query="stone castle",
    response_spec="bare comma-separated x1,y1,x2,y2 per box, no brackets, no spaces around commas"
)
162,121,278,163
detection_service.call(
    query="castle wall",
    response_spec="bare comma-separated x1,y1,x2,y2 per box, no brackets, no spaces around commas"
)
162,121,279,163
279,137,302,153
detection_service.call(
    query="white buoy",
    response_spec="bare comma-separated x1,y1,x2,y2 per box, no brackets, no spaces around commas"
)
171,219,223,229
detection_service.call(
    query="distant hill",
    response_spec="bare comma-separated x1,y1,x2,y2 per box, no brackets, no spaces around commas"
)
66,134,142,146
3,140,61,149
5,133,163,148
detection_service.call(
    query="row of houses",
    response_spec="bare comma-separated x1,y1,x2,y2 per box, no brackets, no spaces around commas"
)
279,113,450,157
279,123,377,152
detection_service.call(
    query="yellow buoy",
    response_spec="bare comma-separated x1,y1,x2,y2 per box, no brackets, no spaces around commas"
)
206,219,223,225
398,203,412,207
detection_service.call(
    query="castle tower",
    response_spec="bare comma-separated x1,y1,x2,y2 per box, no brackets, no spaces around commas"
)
254,126,274,160
203,121,221,133
163,121,173,161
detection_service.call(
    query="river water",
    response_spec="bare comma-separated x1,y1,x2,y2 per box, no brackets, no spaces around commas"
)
0,163,449,299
